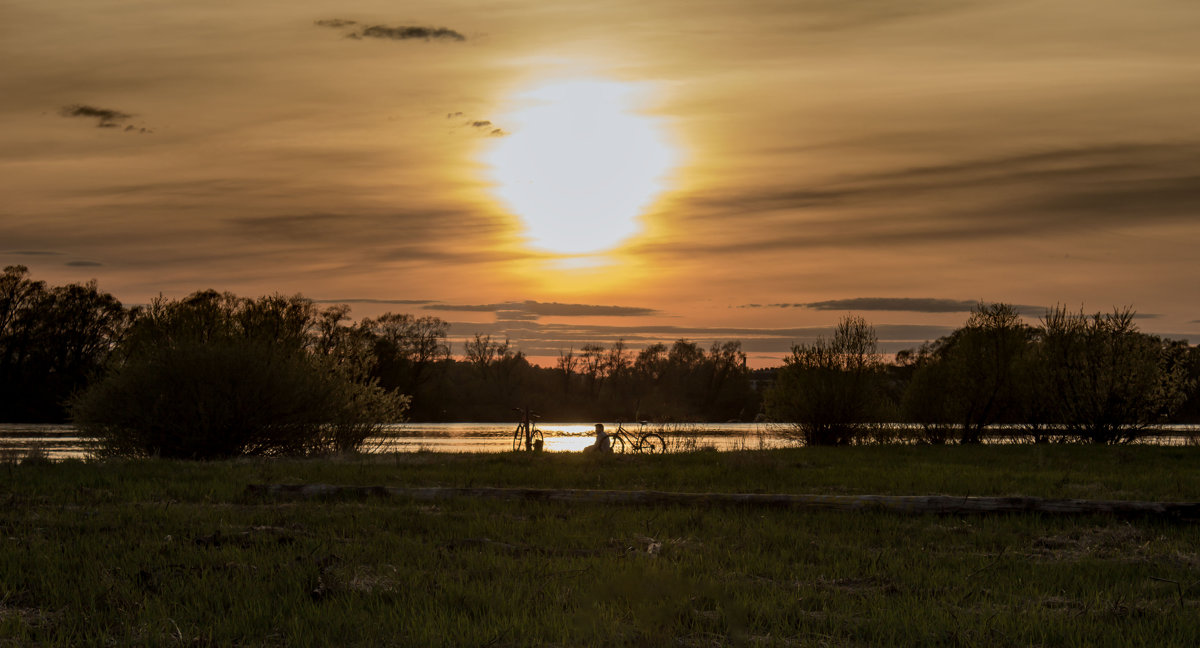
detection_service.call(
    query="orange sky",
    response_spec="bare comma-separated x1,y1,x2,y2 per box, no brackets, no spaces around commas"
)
3,0,1199,366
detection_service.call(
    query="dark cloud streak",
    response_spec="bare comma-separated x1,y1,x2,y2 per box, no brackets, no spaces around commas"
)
650,142,1200,258
451,114,508,137
425,300,658,318
742,298,1167,320
60,104,131,128
317,19,465,42
800,297,1046,315
358,25,465,41
313,298,435,306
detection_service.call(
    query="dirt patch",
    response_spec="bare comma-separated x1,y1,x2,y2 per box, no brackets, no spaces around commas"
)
0,604,57,630
1040,595,1087,613
342,564,404,594
620,534,703,557
193,525,301,548
791,576,901,596
1029,524,1153,561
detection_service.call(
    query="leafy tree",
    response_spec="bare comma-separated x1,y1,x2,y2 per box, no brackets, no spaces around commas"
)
702,341,754,421
898,341,955,443
0,266,45,336
766,315,887,445
360,313,450,418
447,334,531,418
0,266,126,422
1173,343,1200,423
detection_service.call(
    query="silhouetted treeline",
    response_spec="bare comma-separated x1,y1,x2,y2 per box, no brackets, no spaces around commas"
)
0,267,757,425
766,304,1200,445
406,336,758,422
3,267,1199,447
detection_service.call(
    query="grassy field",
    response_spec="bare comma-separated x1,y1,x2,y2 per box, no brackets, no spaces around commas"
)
2,446,1199,646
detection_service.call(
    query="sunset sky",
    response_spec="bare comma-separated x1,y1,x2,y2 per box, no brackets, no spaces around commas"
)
3,0,1199,366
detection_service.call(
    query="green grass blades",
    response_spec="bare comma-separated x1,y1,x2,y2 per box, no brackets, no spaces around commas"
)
2,447,1199,646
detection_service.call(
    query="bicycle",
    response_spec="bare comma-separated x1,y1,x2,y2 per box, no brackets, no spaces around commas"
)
609,420,665,454
512,407,544,452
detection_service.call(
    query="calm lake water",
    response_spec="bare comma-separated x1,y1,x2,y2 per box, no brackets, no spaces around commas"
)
0,422,787,460
2,422,1196,460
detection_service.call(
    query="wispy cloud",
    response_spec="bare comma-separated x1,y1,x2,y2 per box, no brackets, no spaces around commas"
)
740,298,989,313
660,142,1200,256
313,298,435,306
495,310,540,322
314,19,357,29
316,19,466,42
470,119,506,136
800,0,983,32
3,250,63,256
447,113,507,137
60,104,130,128
358,25,465,41
223,210,520,265
59,104,151,133
741,299,1164,323
425,300,658,319
65,261,103,267
805,297,1044,315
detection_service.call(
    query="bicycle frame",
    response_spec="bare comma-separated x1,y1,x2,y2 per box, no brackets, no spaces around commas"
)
610,421,665,454
512,407,543,451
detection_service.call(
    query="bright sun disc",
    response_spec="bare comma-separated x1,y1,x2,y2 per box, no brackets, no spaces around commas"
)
484,79,676,255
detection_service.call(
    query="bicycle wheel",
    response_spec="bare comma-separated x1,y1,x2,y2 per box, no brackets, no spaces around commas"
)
638,433,666,454
513,425,524,451
609,435,627,454
531,428,544,450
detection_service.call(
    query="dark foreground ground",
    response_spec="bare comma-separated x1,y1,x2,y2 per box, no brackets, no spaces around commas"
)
1,445,1198,646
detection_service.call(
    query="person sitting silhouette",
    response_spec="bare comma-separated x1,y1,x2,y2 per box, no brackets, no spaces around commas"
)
584,423,612,453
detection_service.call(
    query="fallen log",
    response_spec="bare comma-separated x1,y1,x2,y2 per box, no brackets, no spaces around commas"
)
245,484,1200,520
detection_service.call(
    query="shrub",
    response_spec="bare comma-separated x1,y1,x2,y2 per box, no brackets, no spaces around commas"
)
900,303,1034,443
1038,306,1191,443
765,315,888,445
72,292,406,459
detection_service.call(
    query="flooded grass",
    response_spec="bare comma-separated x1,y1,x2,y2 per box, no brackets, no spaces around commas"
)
1,446,1199,646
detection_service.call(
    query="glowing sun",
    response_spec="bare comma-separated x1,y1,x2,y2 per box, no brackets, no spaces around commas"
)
483,79,677,255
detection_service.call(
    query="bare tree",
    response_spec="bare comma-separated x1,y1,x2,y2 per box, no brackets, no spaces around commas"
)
464,333,497,368
360,313,450,395
556,347,578,393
